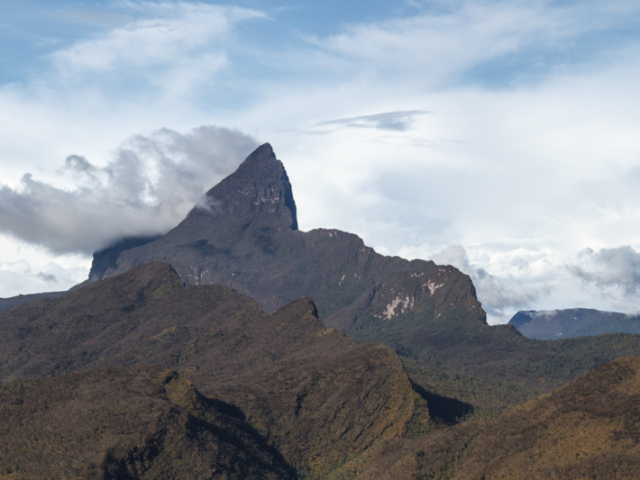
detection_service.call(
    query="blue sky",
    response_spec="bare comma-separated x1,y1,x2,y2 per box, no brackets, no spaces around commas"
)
1,0,640,323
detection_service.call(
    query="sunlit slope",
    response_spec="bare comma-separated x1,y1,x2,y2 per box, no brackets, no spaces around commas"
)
450,355,640,479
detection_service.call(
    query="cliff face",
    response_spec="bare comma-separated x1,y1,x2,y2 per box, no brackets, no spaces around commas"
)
87,143,486,345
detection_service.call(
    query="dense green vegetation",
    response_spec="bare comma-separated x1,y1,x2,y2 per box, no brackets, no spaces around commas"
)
347,304,640,416
4,267,640,479
0,262,426,479
4,261,640,478
0,365,295,479
412,356,640,479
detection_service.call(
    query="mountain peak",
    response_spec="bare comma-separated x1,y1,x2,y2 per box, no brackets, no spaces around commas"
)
199,143,298,230
237,142,275,169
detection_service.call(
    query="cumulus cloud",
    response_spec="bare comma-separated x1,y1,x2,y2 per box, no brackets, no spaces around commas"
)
569,246,640,297
37,272,57,283
0,125,257,254
432,244,538,322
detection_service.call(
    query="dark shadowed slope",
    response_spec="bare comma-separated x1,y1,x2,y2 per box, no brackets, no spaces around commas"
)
0,261,427,477
511,308,640,339
0,365,295,479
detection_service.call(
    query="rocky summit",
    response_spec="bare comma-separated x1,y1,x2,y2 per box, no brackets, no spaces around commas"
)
88,143,485,344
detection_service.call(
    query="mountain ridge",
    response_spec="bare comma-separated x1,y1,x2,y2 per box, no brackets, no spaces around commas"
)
3,144,640,477
510,308,640,339
86,143,486,345
81,144,640,413
0,261,428,477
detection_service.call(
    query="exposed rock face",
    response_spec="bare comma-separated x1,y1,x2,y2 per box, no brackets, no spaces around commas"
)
87,143,485,344
510,308,640,339
88,234,161,282
199,142,298,229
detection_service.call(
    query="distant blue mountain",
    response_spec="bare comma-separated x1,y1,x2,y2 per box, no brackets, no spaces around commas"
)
509,308,640,339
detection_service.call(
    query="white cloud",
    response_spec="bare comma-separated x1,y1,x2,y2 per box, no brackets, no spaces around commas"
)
569,246,640,311
302,0,640,87
243,53,640,325
0,126,257,254
429,245,540,324
51,3,263,74
0,234,90,297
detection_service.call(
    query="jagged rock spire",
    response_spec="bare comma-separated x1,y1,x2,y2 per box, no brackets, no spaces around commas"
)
200,143,298,230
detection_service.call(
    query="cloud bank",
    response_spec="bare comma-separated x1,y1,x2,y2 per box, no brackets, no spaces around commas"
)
432,245,539,322
0,126,257,254
569,246,640,310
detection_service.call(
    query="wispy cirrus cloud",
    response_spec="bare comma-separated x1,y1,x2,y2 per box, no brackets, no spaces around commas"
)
317,110,429,132
46,2,267,105
51,3,264,74
301,0,640,87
